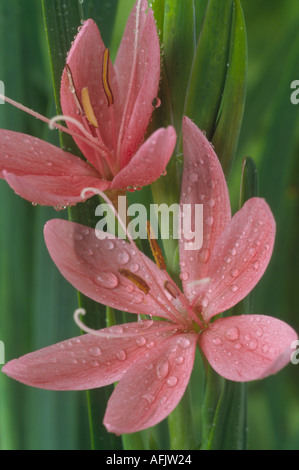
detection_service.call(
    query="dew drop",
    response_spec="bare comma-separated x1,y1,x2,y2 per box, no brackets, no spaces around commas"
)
189,173,198,183
234,343,241,350
130,262,139,273
117,250,130,264
96,271,119,289
177,337,191,349
255,327,263,338
175,356,184,364
230,285,238,293
212,337,221,345
230,268,239,278
89,347,102,357
166,376,178,387
199,248,210,263
225,326,240,341
106,240,114,250
180,272,189,281
207,198,216,207
136,336,146,346
253,262,260,270
116,350,126,361
248,339,258,351
205,216,214,227
201,296,209,308
74,233,83,241
142,393,155,404
156,360,169,378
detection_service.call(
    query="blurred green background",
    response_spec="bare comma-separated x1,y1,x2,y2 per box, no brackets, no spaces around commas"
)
0,0,298,449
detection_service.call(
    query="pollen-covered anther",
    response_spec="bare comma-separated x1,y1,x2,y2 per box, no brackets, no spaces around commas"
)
118,268,150,294
81,87,99,128
146,221,167,271
102,49,114,107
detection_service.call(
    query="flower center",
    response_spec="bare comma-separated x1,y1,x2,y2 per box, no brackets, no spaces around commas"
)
65,52,119,180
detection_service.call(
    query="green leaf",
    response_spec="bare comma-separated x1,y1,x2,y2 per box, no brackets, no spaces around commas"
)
212,0,247,177
239,156,259,208
184,0,234,139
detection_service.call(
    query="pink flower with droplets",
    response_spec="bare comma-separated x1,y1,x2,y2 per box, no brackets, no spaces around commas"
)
0,0,176,206
2,117,297,434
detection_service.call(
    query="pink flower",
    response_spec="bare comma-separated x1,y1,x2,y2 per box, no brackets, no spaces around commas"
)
0,0,176,206
2,117,297,434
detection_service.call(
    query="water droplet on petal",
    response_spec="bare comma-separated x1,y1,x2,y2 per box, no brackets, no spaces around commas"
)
225,327,240,341
74,233,83,241
130,262,139,273
180,272,189,281
189,173,198,183
156,360,169,378
248,339,258,350
205,216,214,227
230,268,239,278
106,240,114,250
117,250,130,264
212,337,221,345
136,336,146,346
230,285,238,293
255,328,263,337
166,376,178,387
96,271,119,289
89,347,102,357
199,248,210,263
175,356,184,364
177,337,191,349
116,350,126,361
142,393,155,404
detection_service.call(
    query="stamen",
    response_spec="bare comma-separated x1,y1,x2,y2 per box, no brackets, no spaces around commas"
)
102,49,114,106
73,308,179,338
146,221,167,270
118,269,150,294
81,87,99,128
65,64,83,114
49,115,108,155
80,187,187,324
164,280,180,299
0,92,109,156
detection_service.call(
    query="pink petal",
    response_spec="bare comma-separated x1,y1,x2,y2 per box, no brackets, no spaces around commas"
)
4,172,110,206
110,127,176,190
60,19,121,165
44,219,180,321
0,130,98,177
0,129,106,205
115,1,161,167
199,315,297,382
180,117,231,298
196,198,276,321
104,332,197,434
2,321,177,390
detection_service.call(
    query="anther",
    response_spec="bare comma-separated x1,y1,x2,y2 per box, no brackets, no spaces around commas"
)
102,49,114,106
118,268,150,294
81,87,99,128
164,281,180,299
65,64,83,114
146,221,167,271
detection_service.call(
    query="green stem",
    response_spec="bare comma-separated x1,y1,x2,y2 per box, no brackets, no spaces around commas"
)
168,384,196,450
